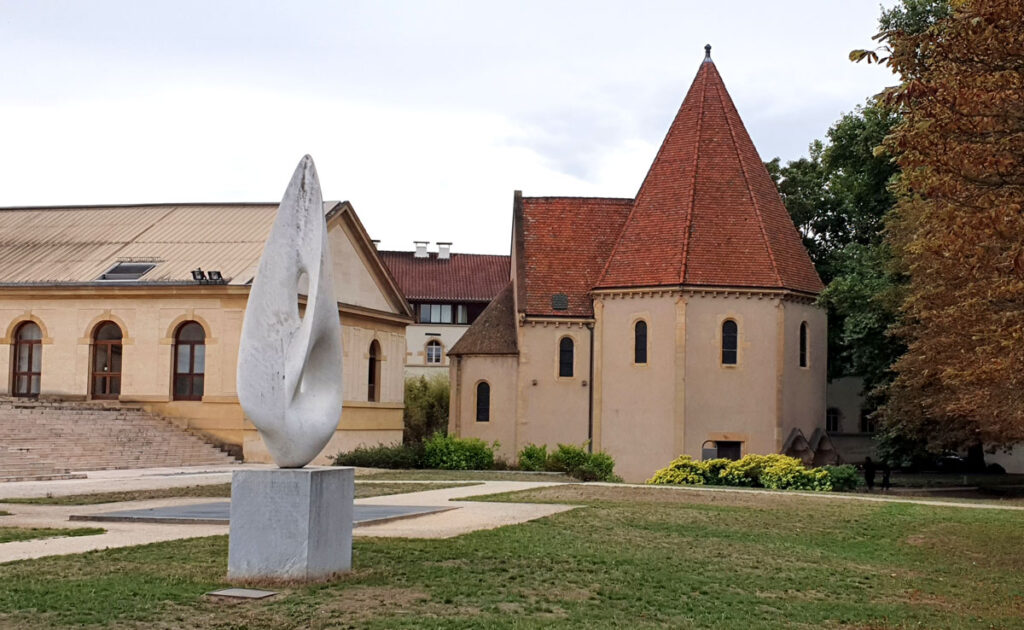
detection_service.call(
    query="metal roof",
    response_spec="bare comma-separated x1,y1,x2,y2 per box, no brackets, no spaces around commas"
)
0,202,338,286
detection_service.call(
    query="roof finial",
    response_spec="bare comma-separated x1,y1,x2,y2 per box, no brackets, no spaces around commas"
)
704,44,712,62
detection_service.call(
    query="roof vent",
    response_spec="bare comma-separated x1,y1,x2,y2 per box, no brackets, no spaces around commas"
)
371,239,380,249
414,241,429,258
98,261,157,281
437,242,452,260
551,293,569,311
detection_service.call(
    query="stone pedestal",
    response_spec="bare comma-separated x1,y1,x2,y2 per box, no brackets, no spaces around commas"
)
227,467,354,581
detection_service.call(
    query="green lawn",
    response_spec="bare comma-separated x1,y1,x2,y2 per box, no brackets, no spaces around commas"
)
0,485,1021,628
0,527,105,544
357,469,572,482
0,482,475,506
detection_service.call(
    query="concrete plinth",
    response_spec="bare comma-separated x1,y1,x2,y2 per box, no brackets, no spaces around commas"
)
227,467,354,581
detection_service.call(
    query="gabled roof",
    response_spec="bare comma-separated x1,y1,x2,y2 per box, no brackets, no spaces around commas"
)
516,194,633,317
596,51,823,294
448,281,518,355
0,202,292,285
378,251,510,302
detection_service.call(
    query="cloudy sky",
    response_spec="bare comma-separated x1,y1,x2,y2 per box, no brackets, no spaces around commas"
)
0,1,898,254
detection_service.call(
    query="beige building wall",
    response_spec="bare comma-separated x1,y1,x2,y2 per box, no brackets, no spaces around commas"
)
780,299,828,446
594,293,679,483
514,322,592,455
682,293,781,460
448,355,518,460
0,288,406,464
403,323,467,379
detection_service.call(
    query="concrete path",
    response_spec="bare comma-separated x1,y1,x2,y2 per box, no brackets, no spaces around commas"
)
0,480,572,563
0,464,265,500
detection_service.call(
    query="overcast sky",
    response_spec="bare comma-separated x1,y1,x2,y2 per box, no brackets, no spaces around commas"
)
0,1,898,254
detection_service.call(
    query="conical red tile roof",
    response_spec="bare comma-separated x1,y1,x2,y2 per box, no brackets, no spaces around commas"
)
596,52,822,294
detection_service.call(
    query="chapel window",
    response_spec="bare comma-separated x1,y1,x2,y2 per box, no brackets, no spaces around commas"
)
476,382,490,422
799,321,809,368
634,321,648,364
558,337,574,378
721,320,738,365
826,407,841,433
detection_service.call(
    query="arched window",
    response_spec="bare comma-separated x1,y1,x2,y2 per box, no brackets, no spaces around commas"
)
92,321,123,399
426,339,443,364
634,321,648,364
558,337,574,378
368,340,381,402
476,382,490,422
173,321,206,400
12,321,42,397
721,320,738,365
799,322,808,368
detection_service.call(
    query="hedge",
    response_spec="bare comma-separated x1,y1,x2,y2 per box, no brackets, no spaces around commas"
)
648,454,857,492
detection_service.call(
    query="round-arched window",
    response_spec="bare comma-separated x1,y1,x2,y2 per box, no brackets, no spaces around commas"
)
174,321,206,400
12,322,42,397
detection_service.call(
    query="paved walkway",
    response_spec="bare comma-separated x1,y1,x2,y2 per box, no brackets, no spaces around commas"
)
0,474,572,563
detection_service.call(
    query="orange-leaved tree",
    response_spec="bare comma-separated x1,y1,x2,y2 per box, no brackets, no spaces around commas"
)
865,0,1024,456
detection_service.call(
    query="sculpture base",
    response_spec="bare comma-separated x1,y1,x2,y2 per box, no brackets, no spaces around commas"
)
227,467,354,581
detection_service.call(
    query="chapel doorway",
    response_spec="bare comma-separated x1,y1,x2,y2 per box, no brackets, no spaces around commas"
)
12,321,42,397
92,321,123,399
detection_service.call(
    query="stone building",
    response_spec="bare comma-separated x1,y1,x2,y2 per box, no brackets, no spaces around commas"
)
379,244,509,378
448,49,831,482
0,200,412,463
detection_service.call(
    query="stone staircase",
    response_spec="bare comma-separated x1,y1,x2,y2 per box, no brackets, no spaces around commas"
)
0,397,239,482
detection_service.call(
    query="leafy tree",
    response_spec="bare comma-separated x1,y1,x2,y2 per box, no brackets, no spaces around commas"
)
403,374,450,444
864,0,1024,455
768,103,901,381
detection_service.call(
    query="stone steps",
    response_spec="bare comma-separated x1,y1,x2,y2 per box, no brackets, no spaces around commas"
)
0,397,239,479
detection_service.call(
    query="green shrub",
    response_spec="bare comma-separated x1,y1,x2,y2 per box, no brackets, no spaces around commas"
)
547,443,590,474
701,458,732,485
332,442,423,469
517,444,549,471
760,456,832,491
574,452,618,482
545,443,619,482
719,454,773,486
403,375,450,444
647,455,707,485
648,453,845,492
422,433,495,470
822,464,859,491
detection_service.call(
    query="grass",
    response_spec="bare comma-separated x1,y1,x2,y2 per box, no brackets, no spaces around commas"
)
0,482,475,506
0,527,105,544
357,469,573,482
1,485,1022,628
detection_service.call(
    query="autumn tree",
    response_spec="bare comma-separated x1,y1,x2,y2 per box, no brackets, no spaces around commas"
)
864,0,1024,454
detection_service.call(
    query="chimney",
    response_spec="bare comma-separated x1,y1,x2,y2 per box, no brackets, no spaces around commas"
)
414,241,429,258
437,242,452,260
371,239,380,249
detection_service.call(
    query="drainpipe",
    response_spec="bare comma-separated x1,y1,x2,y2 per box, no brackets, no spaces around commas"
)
587,323,594,453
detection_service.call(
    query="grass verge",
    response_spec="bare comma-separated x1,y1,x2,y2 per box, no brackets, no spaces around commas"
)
0,527,105,544
0,482,475,506
0,484,1022,628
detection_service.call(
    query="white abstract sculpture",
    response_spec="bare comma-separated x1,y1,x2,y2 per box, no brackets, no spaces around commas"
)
237,155,344,468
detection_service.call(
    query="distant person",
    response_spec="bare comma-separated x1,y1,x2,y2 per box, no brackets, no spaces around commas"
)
863,457,877,491
881,461,892,491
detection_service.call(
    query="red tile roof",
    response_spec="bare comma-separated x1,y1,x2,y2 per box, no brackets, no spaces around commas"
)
448,281,518,355
596,57,823,294
517,195,633,317
378,251,510,302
